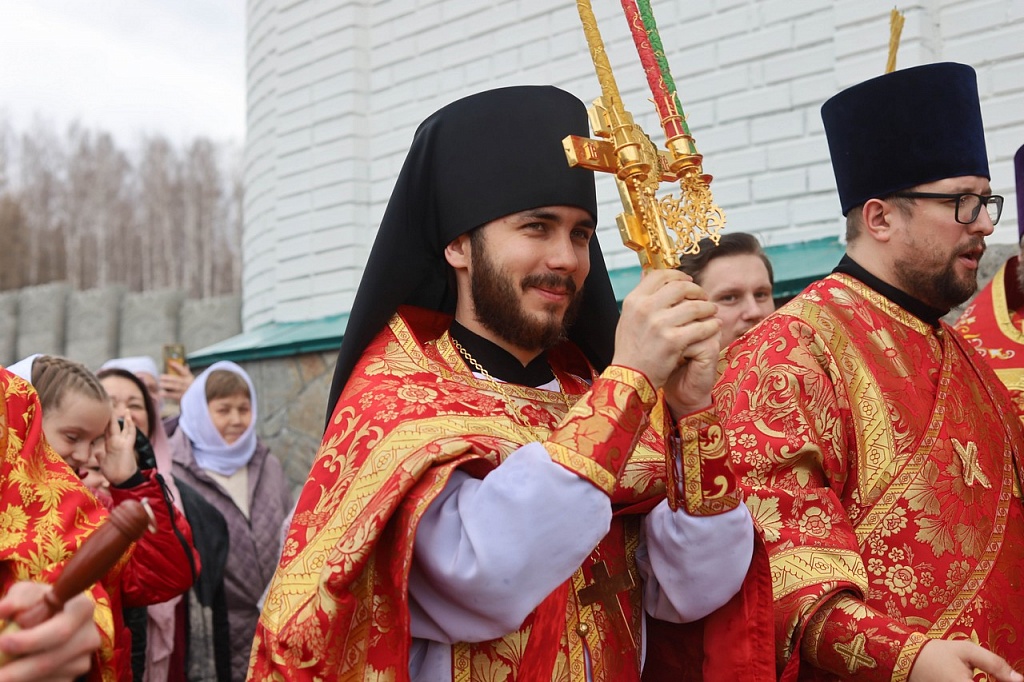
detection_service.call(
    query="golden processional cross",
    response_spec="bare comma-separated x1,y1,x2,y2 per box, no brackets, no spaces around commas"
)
563,0,725,271
565,0,725,513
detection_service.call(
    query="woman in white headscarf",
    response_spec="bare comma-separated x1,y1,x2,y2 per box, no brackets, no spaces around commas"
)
168,361,291,682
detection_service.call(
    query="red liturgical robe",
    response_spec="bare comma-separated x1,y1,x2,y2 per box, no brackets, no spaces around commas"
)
716,274,1024,681
249,306,773,682
955,255,1024,416
0,367,117,680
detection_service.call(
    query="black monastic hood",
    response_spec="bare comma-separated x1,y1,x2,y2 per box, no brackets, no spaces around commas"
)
325,86,619,423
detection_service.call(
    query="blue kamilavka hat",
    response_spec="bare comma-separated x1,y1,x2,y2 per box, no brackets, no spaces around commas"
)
821,62,989,216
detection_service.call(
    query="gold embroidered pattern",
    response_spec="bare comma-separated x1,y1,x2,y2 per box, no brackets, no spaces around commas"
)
833,632,877,674
892,632,930,682
988,260,1024,346
678,410,739,515
601,365,657,407
547,441,618,494
851,330,953,547
716,274,1024,682
262,415,531,627
953,438,991,488
771,547,868,601
926,453,1013,639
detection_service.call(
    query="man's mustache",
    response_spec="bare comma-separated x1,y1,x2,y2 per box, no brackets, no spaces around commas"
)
957,238,986,259
521,273,578,295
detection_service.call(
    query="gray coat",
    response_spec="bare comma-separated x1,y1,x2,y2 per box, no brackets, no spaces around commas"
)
170,428,291,682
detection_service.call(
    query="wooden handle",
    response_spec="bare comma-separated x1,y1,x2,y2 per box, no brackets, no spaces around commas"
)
10,499,153,630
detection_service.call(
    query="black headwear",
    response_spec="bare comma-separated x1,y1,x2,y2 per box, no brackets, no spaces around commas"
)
1015,143,1024,240
325,86,619,423
821,62,990,216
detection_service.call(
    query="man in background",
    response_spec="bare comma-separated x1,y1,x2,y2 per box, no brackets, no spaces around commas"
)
677,232,775,347
955,143,1024,415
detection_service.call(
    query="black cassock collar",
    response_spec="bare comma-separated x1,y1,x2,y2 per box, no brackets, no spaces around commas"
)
833,255,947,327
449,320,555,387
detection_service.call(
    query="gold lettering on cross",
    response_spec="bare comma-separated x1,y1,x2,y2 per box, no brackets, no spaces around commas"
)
577,560,637,650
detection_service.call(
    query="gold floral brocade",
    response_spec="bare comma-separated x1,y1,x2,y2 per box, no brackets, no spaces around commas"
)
957,256,1024,429
673,406,741,515
0,368,117,681
248,306,710,681
715,274,1024,681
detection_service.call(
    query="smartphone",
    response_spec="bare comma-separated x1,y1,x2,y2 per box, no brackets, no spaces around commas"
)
162,343,186,374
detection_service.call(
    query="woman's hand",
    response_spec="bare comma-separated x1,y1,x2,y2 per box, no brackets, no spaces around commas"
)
160,360,194,403
100,413,139,486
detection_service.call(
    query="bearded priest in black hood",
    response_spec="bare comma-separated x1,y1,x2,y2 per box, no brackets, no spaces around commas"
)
249,86,770,682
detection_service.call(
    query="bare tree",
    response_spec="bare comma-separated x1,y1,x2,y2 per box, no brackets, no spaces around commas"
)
1,119,242,296
64,125,131,289
18,120,67,286
0,115,23,290
138,135,187,291
0,114,12,193
0,195,26,290
219,145,244,295
181,138,220,297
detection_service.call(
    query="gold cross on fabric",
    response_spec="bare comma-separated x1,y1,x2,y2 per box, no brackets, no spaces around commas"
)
833,632,877,674
577,560,637,649
953,438,991,489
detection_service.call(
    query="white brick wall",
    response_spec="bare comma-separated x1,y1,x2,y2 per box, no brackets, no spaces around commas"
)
244,0,1024,329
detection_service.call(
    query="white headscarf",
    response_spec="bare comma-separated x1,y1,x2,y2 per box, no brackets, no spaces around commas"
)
100,355,160,381
7,354,40,382
100,355,163,413
98,358,183,505
178,361,258,476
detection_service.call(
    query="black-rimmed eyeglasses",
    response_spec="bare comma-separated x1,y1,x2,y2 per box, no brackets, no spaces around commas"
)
890,191,1004,225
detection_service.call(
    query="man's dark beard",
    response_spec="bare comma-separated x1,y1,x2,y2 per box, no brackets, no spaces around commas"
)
469,235,584,354
894,240,981,311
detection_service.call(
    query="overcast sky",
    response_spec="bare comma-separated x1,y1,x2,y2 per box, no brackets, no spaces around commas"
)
0,0,246,146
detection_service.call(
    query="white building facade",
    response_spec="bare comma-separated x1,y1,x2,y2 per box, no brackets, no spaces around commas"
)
240,0,1024,332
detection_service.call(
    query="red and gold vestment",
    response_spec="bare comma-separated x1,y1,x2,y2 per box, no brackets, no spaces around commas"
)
716,274,1024,681
955,255,1024,416
0,367,117,680
250,306,772,682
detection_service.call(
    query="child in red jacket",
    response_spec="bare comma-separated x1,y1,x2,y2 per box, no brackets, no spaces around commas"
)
10,354,199,681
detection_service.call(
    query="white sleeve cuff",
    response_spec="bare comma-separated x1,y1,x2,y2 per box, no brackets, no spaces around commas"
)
639,500,753,623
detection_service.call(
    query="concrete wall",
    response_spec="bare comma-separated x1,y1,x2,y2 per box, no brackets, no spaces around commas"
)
0,284,242,372
16,282,70,361
0,292,16,366
243,0,1024,331
0,280,326,491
